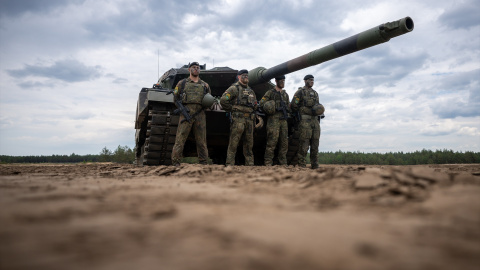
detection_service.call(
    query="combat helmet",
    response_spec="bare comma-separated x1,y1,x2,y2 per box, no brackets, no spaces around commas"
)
263,100,276,115
202,93,215,108
311,104,325,116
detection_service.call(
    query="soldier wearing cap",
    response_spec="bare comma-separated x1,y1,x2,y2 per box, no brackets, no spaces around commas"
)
171,62,212,166
220,69,258,166
290,74,325,169
259,75,290,166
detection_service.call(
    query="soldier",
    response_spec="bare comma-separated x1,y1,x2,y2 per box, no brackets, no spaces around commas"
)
290,74,325,169
259,75,290,166
171,62,211,166
220,69,258,166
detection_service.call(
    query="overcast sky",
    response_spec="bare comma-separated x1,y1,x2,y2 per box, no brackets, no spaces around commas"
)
0,0,479,156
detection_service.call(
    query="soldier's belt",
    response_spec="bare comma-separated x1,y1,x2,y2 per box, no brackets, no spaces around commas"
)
301,114,316,120
232,111,255,120
271,112,288,120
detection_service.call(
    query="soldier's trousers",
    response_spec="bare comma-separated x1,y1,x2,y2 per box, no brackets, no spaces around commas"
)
226,116,254,166
297,117,321,167
264,117,288,165
171,111,208,165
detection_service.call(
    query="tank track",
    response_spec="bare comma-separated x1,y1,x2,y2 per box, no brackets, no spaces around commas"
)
140,103,179,166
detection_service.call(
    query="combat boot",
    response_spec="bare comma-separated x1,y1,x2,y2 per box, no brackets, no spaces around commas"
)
311,164,319,169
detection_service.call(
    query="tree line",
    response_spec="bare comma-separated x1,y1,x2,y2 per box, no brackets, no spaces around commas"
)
0,145,135,164
307,149,480,165
0,148,479,165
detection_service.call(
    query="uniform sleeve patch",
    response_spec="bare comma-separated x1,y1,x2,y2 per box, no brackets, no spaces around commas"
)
174,87,179,95
225,93,231,100
295,97,300,104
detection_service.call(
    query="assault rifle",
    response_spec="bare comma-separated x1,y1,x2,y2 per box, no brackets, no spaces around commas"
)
276,92,288,120
293,111,301,122
292,111,301,129
167,90,192,123
174,100,192,123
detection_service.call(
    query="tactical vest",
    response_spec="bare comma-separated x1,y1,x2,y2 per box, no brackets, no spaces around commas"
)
234,84,256,107
180,79,207,104
299,87,319,115
271,89,288,110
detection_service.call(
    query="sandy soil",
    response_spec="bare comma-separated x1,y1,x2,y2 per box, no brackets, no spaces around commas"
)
1,163,479,270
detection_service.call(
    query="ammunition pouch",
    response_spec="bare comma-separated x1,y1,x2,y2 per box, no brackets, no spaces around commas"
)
300,106,314,116
232,111,255,120
271,111,288,120
182,83,204,104
304,99,315,107
301,114,317,121
237,98,255,107
232,105,254,114
234,84,256,108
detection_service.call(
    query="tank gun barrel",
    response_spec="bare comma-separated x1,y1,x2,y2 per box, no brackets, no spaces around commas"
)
248,16,414,85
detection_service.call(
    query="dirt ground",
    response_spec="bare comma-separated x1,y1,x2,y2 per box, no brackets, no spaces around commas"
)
0,163,479,270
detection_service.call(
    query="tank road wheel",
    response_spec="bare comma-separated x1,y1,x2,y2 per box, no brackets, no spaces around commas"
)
142,103,179,165
286,129,300,166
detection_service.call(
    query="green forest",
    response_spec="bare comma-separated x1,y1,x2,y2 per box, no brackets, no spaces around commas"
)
0,146,134,164
309,149,480,165
1,147,479,165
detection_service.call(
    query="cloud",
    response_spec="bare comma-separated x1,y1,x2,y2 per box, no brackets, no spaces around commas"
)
358,88,388,99
7,59,102,83
458,126,480,136
420,122,456,136
0,0,85,18
439,0,480,29
69,112,95,120
330,103,345,110
80,1,213,43
112,78,128,84
428,69,480,119
319,48,429,90
1,0,479,156
17,80,56,89
430,94,480,119
437,69,480,92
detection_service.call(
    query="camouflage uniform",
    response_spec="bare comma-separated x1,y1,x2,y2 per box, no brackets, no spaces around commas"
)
259,89,290,165
220,82,257,166
290,86,321,168
171,78,211,165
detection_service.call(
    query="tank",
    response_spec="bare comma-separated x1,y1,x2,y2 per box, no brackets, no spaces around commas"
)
134,16,414,166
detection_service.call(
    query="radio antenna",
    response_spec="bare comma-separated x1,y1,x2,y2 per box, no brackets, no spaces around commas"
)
157,49,160,79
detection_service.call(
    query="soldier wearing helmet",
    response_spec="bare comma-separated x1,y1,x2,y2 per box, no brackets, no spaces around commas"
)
259,75,290,166
171,62,212,166
220,69,258,166
290,74,325,169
